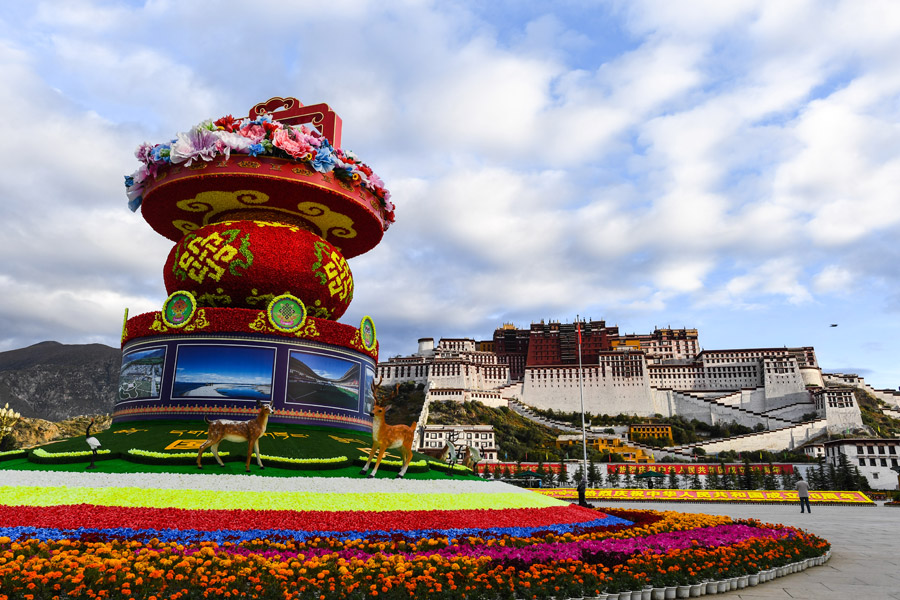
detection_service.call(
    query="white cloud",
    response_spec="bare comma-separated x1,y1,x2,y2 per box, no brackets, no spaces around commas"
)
2,1,900,387
813,265,854,294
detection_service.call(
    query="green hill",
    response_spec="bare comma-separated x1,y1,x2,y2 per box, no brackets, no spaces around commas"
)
426,400,570,462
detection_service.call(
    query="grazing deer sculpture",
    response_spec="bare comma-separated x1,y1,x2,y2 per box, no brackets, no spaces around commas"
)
360,378,417,479
197,399,273,472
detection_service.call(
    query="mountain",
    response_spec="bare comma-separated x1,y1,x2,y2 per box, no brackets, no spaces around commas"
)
0,341,121,421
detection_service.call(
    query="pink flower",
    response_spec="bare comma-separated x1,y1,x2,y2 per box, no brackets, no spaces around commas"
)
237,124,267,144
134,143,155,165
272,128,314,159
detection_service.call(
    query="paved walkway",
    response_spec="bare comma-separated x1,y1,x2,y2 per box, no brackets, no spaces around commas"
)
590,500,900,599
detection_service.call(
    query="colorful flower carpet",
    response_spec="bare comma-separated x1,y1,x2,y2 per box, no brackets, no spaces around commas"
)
0,472,830,599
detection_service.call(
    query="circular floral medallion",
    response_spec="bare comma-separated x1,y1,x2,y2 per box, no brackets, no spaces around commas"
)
267,294,307,333
359,315,377,352
162,291,197,328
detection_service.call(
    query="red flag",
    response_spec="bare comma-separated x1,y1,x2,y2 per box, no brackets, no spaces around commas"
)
577,322,582,345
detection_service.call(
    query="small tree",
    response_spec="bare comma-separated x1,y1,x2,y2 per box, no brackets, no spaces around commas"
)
535,458,547,487
588,458,601,488
720,463,734,490
763,464,779,490
545,467,557,488
706,465,721,490
607,467,621,488
690,470,702,490
827,462,839,491
779,469,792,491
622,471,635,489
667,469,680,490
836,453,856,490
741,457,754,490
573,464,585,485
853,466,871,491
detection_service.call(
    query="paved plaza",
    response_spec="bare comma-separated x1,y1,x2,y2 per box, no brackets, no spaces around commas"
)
590,500,900,599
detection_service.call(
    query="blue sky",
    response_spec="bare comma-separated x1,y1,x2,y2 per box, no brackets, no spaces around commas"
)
174,346,274,385
1,1,899,389
291,352,357,382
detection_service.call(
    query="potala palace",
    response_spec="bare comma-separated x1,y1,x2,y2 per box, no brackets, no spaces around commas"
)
376,320,896,455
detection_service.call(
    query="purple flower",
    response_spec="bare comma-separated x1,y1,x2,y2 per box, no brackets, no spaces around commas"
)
170,126,219,166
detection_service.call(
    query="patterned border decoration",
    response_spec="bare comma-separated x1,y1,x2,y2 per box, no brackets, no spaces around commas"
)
266,294,307,333
161,291,197,328
359,315,377,352
122,307,378,361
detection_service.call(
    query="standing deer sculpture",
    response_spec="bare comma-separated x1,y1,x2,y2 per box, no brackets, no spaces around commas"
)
360,379,417,479
197,399,273,472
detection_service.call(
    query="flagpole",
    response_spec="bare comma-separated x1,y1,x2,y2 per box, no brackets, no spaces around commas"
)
577,315,588,482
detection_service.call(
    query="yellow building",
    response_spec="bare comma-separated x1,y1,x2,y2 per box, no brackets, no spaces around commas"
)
628,424,674,443
554,435,654,463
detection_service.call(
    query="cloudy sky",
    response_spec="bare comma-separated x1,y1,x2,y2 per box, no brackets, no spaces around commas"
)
1,1,899,389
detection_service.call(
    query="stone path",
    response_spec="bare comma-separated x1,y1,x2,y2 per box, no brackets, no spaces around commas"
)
590,500,900,599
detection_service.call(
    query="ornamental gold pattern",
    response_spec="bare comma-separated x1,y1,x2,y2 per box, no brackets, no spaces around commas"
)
173,228,253,284
312,241,353,304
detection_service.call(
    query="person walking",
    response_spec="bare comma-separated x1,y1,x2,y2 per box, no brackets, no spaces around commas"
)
577,477,591,508
795,475,812,513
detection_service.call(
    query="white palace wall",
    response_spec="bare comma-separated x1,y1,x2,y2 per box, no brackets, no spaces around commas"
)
683,419,828,454
520,365,661,416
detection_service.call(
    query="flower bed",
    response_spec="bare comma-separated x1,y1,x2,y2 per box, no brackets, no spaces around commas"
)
28,448,117,464
427,460,475,475
0,472,830,600
0,450,25,462
353,456,430,474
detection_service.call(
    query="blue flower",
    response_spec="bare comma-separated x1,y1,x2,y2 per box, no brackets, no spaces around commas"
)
151,143,172,163
248,143,265,157
311,145,338,173
124,175,134,188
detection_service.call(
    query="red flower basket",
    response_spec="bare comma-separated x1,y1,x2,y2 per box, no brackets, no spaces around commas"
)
140,155,387,258
163,220,353,319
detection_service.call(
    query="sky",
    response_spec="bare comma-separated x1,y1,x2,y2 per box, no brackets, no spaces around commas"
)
1,1,899,389
173,346,274,384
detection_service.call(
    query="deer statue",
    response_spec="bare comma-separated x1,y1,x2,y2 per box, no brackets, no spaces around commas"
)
360,378,417,479
462,445,482,472
197,399,273,472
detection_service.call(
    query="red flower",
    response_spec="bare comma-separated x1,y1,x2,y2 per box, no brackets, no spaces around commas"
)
263,121,281,137
214,115,239,132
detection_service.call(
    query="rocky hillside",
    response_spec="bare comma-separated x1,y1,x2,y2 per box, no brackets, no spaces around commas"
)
0,341,121,421
2,414,113,450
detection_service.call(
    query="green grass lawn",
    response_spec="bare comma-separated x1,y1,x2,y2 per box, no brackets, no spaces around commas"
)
1,419,484,480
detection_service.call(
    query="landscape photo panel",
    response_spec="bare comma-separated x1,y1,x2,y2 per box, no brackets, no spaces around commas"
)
172,345,275,401
117,347,166,402
286,350,361,411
